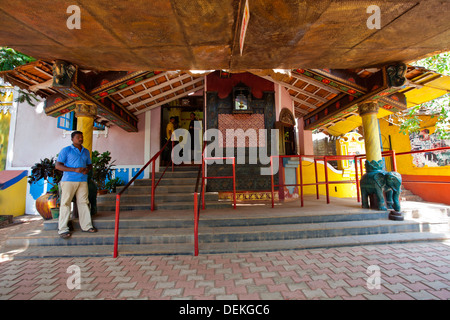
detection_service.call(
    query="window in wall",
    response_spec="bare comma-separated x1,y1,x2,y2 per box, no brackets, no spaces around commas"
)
57,111,76,131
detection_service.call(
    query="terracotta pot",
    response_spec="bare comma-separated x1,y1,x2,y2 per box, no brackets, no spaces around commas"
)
35,193,57,220
97,189,108,195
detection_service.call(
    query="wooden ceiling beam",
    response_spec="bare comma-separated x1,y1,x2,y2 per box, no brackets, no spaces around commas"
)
291,72,340,94
113,71,170,95
119,73,192,104
127,77,204,110
291,95,320,110
135,85,204,115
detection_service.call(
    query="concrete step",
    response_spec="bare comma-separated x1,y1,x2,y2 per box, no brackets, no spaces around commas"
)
400,187,423,202
3,232,448,259
166,165,200,172
43,210,390,231
97,192,219,204
198,232,450,254
153,171,200,179
117,185,197,195
401,195,424,202
96,200,232,212
134,177,198,186
7,219,427,247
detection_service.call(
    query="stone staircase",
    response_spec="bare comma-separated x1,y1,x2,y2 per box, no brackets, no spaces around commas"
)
3,204,448,259
97,165,232,211
400,187,423,202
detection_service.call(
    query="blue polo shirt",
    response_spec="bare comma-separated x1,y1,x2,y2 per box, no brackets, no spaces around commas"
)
57,145,92,182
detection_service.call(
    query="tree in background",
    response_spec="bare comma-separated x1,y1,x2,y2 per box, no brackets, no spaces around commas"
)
0,47,35,70
399,52,450,140
0,47,40,106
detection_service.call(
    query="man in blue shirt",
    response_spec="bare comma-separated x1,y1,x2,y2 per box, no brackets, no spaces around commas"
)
56,131,97,238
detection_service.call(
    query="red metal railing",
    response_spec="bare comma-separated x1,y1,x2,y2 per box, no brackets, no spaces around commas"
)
270,154,358,207
201,156,237,209
270,147,450,209
391,147,450,186
193,142,207,256
113,138,172,258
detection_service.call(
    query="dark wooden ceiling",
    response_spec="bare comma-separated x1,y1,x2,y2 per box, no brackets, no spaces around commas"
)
1,0,449,71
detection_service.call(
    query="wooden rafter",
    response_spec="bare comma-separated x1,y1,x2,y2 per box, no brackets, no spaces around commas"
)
290,71,340,94
135,85,204,115
119,73,192,104
127,77,204,110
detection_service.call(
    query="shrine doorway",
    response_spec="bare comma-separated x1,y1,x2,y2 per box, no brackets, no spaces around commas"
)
276,108,297,156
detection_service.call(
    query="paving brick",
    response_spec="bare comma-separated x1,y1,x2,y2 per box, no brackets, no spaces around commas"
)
119,289,142,299
386,292,415,300
344,286,370,297
74,290,101,299
260,292,284,300
427,289,450,300
323,287,350,299
363,293,390,300
162,288,183,297
302,288,328,299
421,280,449,290
407,290,441,300
31,291,59,300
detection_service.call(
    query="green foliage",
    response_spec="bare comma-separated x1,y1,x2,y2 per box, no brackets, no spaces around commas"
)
412,52,450,76
105,177,124,194
398,52,450,140
0,47,35,71
28,157,62,186
92,150,115,191
28,157,63,206
0,47,40,107
15,88,41,107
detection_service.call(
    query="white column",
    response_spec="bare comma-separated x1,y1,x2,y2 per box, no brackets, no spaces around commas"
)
144,110,152,178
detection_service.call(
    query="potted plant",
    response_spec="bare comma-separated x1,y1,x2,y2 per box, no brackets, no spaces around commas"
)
28,157,62,220
92,150,115,195
105,177,124,194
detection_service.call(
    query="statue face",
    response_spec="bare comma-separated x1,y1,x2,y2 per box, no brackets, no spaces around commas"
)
52,61,76,87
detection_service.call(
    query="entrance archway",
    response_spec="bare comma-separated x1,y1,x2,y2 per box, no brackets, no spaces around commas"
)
276,108,297,155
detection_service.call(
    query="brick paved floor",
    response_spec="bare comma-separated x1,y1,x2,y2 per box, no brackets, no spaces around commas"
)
1,241,449,300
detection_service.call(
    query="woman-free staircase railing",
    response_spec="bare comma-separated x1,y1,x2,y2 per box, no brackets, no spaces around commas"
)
113,138,173,258
270,147,450,209
193,142,207,256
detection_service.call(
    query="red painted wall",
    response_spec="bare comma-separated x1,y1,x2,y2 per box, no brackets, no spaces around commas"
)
206,71,274,99
402,175,450,205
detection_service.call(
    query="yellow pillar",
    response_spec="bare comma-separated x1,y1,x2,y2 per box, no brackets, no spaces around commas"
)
358,102,382,162
74,101,97,156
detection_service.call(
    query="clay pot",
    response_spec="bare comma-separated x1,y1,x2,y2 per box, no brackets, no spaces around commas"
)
35,193,57,220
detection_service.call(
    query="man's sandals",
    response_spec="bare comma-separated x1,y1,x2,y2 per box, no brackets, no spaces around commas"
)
60,232,71,239
82,227,98,233
60,227,97,239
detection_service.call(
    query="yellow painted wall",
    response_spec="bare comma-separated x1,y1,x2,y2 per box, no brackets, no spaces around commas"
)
0,176,27,217
379,116,450,177
296,158,358,198
0,91,13,171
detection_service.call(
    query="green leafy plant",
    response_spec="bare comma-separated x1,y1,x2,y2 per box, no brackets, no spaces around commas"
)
0,47,40,107
399,52,450,140
0,47,35,71
28,157,63,206
105,177,124,194
92,150,115,191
